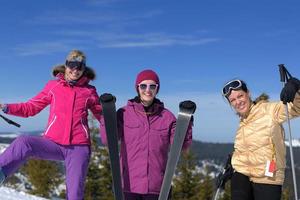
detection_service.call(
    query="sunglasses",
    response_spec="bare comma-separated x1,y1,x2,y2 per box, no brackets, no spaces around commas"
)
138,83,158,91
65,61,86,71
222,79,243,96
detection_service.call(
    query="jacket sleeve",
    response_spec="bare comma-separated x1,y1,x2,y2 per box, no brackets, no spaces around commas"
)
272,89,300,124
6,82,52,117
99,115,107,145
100,107,124,146
182,120,193,151
89,87,102,122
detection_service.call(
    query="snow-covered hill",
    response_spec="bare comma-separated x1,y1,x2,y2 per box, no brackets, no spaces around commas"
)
0,186,47,200
285,139,300,147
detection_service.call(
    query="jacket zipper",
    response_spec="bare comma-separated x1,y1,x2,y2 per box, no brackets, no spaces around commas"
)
81,118,89,139
44,115,57,135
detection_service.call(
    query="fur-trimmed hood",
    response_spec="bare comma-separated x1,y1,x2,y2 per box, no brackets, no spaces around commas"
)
253,93,269,104
52,64,96,80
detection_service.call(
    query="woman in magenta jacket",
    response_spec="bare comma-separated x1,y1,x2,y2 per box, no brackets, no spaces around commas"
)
0,50,102,200
101,69,193,200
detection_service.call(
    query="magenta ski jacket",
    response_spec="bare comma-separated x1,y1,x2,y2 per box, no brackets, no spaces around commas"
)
100,98,193,194
6,68,102,145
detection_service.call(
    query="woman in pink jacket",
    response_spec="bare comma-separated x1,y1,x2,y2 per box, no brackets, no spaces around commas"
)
101,69,193,200
0,50,102,200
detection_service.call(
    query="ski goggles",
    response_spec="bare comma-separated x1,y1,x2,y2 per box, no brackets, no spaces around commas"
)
222,79,243,96
138,83,158,91
65,60,86,71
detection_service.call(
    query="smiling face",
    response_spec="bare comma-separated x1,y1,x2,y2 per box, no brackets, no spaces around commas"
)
227,89,252,117
65,66,85,81
138,80,158,106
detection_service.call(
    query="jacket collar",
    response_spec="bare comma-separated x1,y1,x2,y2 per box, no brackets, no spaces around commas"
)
127,97,164,116
56,73,90,86
240,100,268,123
240,93,270,122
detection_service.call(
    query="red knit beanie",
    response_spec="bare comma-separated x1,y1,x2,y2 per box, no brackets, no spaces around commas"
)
135,69,160,93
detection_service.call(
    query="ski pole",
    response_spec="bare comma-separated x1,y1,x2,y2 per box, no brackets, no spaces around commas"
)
0,113,21,128
279,64,298,200
213,188,221,200
212,154,233,200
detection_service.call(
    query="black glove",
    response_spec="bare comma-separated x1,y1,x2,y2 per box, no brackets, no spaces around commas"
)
280,77,300,104
216,154,234,189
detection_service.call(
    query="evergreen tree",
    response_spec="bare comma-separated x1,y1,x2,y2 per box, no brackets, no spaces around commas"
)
198,167,214,200
98,147,114,200
219,182,231,200
84,147,102,200
172,151,201,200
281,186,291,200
84,117,114,200
22,159,63,198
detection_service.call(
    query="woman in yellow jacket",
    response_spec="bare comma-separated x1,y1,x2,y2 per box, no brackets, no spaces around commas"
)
222,78,300,200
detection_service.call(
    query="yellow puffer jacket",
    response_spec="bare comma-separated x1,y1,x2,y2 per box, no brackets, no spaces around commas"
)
232,92,300,185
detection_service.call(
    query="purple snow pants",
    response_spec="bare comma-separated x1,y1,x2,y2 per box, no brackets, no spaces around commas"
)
0,135,91,200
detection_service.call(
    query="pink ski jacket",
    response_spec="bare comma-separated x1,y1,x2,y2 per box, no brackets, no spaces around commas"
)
100,98,193,194
6,66,102,145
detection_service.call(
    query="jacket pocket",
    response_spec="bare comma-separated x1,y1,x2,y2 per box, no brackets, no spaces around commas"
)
151,126,169,136
123,122,140,141
124,121,140,128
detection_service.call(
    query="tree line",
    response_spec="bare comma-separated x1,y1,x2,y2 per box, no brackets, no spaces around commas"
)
2,119,292,200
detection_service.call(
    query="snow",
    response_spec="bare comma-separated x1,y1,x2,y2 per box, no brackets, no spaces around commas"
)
0,143,52,199
0,143,8,153
285,139,300,147
0,186,47,200
0,133,19,138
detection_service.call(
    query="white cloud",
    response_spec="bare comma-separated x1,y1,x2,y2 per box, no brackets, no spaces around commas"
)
58,30,220,48
12,31,219,56
27,10,163,26
99,36,219,48
13,7,219,54
13,41,71,56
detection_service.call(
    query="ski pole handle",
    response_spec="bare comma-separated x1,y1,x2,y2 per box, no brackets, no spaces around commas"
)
0,114,21,128
278,64,293,83
278,64,287,83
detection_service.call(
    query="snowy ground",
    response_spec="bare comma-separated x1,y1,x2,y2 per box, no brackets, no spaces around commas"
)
0,186,47,200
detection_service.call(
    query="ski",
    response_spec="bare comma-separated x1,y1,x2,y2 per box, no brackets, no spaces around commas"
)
158,100,196,200
100,93,124,200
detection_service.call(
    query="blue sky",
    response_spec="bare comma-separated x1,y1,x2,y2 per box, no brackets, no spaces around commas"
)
1,0,300,142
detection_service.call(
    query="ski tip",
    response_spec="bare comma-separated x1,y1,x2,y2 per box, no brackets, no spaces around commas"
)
100,93,117,103
179,100,196,114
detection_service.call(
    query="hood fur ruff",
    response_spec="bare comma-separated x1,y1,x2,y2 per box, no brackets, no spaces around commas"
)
253,93,269,104
52,64,96,80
